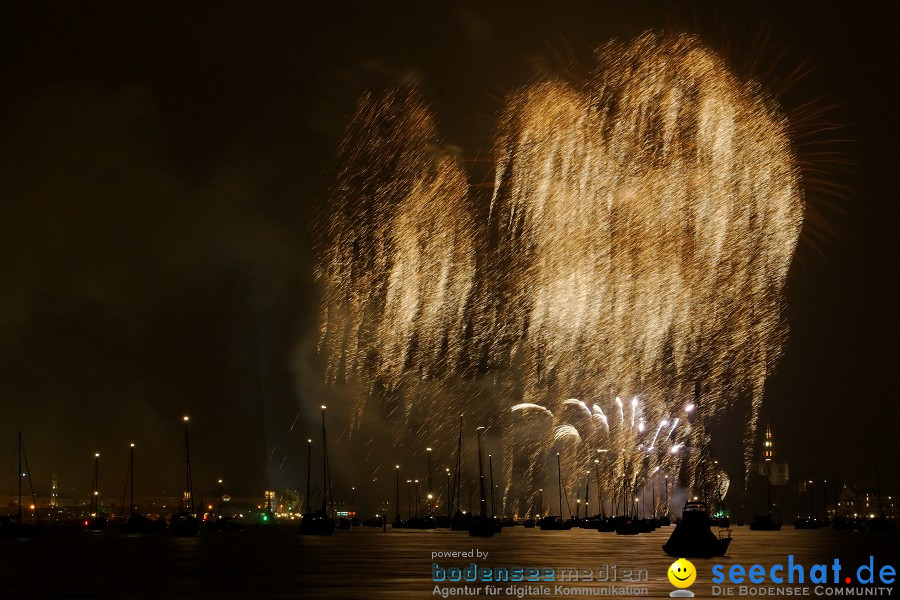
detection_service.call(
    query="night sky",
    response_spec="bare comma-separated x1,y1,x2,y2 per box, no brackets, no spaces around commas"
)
0,1,897,505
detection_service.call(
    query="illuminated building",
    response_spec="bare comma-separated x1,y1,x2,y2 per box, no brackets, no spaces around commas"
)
756,423,789,486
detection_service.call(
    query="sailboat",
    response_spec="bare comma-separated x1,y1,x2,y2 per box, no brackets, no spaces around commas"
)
615,461,640,535
663,501,732,558
300,405,336,535
170,416,201,536
449,416,470,531
539,452,572,530
85,452,108,531
0,432,41,538
468,427,494,537
119,443,155,534
488,453,502,533
209,478,242,531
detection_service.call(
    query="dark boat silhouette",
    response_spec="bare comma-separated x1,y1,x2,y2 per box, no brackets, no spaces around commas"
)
596,516,617,532
208,516,243,531
450,510,470,531
710,516,730,528
468,514,494,537
539,452,573,531
539,515,572,530
615,516,641,535
121,513,156,534
85,451,108,531
638,517,658,532
170,510,201,536
0,515,41,538
662,501,731,558
406,515,437,529
86,514,109,532
446,416,469,531
0,432,41,539
468,426,494,537
300,406,336,535
867,514,897,533
487,453,503,534
749,513,782,531
170,416,200,537
752,451,782,531
119,444,157,534
300,510,336,535
362,516,384,527
793,516,821,529
522,518,536,528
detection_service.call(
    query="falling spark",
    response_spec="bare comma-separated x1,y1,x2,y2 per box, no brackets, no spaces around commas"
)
668,418,680,439
563,398,592,418
553,425,582,443
511,403,554,418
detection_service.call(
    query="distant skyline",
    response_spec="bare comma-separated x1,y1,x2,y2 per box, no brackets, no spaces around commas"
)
0,1,897,503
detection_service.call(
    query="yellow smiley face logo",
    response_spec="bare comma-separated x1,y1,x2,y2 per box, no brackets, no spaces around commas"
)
668,558,697,588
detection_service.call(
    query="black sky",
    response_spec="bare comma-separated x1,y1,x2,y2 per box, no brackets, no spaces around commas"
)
0,1,897,504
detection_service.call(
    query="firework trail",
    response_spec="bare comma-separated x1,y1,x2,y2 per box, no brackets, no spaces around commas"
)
488,33,802,502
317,87,476,430
316,34,803,514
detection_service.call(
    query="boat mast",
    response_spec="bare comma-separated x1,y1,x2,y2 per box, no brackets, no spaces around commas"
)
476,427,486,517
320,405,334,517
453,415,462,514
557,452,563,518
92,452,100,516
183,417,193,514
129,444,135,518
395,465,400,523
17,431,22,521
306,438,312,514
488,453,495,519
17,433,39,522
585,477,590,519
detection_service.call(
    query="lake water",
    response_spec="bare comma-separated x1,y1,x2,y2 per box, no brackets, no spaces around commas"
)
2,525,896,599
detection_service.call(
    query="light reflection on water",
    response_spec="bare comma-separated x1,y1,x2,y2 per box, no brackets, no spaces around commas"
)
3,526,895,599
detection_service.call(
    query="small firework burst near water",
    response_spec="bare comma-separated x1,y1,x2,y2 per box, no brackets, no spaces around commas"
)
316,34,803,515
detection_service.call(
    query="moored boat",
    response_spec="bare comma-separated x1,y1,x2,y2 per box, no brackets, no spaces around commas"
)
662,501,731,558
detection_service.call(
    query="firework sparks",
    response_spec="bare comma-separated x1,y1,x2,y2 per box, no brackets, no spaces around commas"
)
488,32,802,495
317,87,475,426
316,33,803,514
